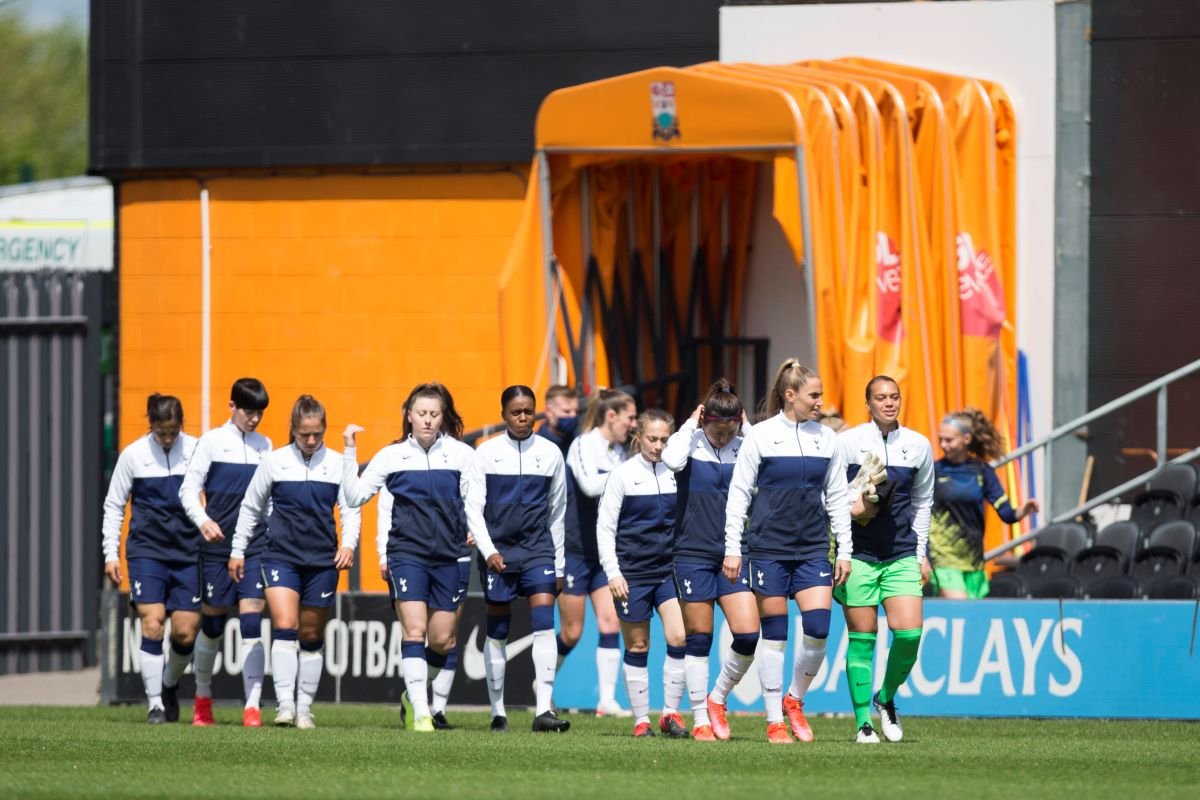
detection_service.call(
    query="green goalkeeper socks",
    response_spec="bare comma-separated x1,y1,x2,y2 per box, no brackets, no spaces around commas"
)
878,627,923,705
846,631,877,727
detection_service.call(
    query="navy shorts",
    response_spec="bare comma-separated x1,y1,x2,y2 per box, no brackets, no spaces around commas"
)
127,558,201,612
388,559,465,612
673,560,751,603
563,555,608,596
482,560,558,604
260,559,339,608
748,558,833,598
617,577,678,623
202,554,264,608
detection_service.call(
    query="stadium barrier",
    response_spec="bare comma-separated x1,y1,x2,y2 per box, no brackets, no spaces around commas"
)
102,594,1199,718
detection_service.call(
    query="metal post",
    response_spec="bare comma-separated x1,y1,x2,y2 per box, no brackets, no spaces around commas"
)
536,151,557,388
1044,440,1054,520
200,183,212,432
1157,386,1168,466
795,146,819,367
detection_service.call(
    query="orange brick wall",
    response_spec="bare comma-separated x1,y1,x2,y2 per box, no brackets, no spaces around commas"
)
118,170,528,590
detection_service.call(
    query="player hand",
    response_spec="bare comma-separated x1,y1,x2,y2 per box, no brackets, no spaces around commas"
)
486,553,506,572
689,405,704,425
200,520,224,543
104,560,122,586
228,557,245,583
466,532,476,548
834,558,852,586
334,547,355,570
380,563,389,582
343,424,365,448
722,556,742,583
1018,499,1040,520
920,559,931,584
609,575,629,600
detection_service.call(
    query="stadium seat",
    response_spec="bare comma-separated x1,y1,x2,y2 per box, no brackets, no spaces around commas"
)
1145,462,1199,502
1187,498,1200,529
1129,520,1197,585
1145,575,1198,600
1058,521,1142,598
985,522,1091,599
1029,575,1081,599
988,570,1025,598
1086,575,1142,599
1129,490,1185,534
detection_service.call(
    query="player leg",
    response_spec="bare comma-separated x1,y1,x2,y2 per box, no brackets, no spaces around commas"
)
590,564,627,717
709,562,758,740
753,560,793,743
874,558,924,742
655,586,689,739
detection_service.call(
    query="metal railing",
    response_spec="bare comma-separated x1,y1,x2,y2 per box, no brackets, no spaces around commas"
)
985,358,1200,561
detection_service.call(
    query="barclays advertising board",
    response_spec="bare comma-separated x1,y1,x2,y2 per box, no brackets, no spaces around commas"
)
105,596,1200,718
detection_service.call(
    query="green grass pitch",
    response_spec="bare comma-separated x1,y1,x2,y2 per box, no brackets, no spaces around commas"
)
0,706,1196,799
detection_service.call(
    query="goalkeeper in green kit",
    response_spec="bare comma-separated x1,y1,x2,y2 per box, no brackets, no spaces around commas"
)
833,377,934,744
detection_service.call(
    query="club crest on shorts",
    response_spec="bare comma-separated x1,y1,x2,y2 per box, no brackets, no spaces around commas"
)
682,578,692,595
650,81,680,142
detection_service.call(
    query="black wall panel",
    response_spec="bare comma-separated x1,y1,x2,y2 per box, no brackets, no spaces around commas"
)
89,0,722,172
1089,1,1200,495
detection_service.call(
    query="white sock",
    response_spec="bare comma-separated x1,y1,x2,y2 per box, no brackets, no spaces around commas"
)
597,646,621,706
271,640,299,712
193,632,221,698
485,637,508,718
532,630,557,715
242,639,265,709
623,661,650,725
759,639,787,723
140,649,164,709
403,656,431,719
787,635,827,702
662,653,686,716
431,664,455,716
710,650,754,705
685,654,710,726
297,648,323,714
163,642,191,688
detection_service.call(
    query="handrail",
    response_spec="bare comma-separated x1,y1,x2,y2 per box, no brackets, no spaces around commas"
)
984,357,1200,562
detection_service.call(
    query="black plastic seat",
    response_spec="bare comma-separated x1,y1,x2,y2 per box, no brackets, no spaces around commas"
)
1129,490,1185,534
987,571,1026,598
985,522,1091,599
1187,498,1200,529
1129,520,1197,584
1146,463,1199,502
1072,521,1142,589
1086,575,1141,599
1029,575,1081,599
1146,575,1198,600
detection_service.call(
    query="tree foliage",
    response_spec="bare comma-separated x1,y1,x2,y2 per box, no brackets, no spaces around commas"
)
0,12,88,185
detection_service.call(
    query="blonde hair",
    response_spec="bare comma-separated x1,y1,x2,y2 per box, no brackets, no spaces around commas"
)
765,358,820,418
944,408,1006,461
631,408,675,455
581,388,634,433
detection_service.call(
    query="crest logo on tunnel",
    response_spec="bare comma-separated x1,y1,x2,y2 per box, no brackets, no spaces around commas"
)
651,81,680,142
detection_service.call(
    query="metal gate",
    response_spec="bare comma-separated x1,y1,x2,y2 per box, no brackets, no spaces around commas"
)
0,271,105,673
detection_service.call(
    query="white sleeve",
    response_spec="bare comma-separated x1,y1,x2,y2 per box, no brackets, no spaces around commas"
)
549,451,567,577
101,447,136,563
179,435,214,530
338,481,361,552
825,435,853,560
341,446,387,507
596,472,625,581
376,488,393,567
231,461,272,558
912,441,935,561
464,450,496,561
661,419,699,472
724,431,761,557
568,436,609,497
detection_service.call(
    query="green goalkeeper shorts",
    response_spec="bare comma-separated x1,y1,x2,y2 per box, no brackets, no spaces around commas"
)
930,566,990,598
834,556,922,607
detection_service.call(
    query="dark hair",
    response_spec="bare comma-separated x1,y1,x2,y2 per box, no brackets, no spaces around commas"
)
765,359,820,417
944,408,1005,461
289,394,326,437
701,378,743,421
402,382,464,440
146,393,183,426
544,384,579,403
500,384,537,411
631,408,675,455
865,375,900,402
230,377,269,411
581,388,635,433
